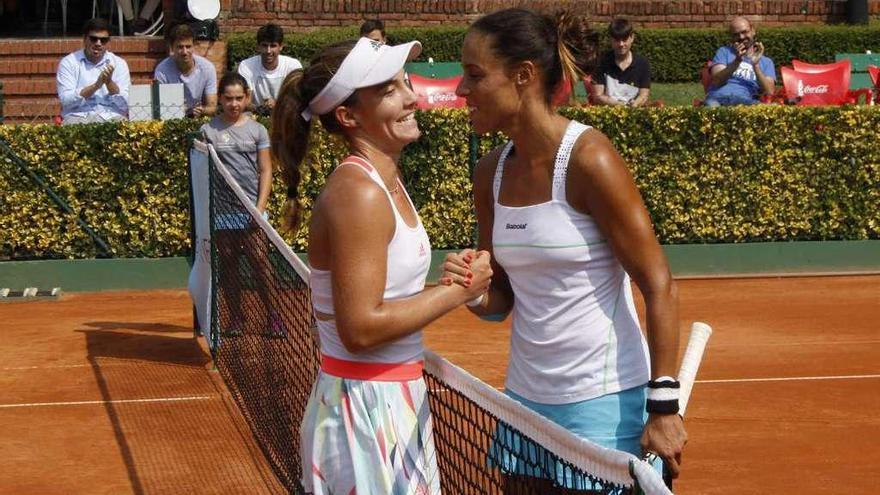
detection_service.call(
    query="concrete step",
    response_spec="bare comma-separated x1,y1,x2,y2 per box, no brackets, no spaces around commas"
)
0,37,168,57
3,96,61,124
0,56,164,77
2,76,154,95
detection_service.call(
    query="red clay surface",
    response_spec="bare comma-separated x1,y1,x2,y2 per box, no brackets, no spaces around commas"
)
1,275,878,494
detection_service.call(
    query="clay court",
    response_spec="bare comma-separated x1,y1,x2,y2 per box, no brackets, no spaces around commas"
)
1,275,878,494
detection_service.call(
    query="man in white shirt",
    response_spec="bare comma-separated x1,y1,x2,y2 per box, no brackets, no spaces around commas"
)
236,23,302,116
56,18,131,125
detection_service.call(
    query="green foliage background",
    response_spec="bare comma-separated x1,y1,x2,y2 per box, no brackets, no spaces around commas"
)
1,106,878,259
225,25,880,83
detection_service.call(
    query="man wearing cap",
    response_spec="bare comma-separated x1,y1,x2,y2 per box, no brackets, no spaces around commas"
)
236,23,302,116
56,18,131,124
153,24,217,117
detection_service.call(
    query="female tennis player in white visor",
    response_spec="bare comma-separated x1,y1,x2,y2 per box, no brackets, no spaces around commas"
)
271,37,492,494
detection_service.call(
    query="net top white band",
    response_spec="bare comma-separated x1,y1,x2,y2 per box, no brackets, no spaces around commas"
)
302,37,422,121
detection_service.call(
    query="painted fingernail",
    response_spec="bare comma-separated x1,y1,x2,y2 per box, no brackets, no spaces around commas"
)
466,271,473,279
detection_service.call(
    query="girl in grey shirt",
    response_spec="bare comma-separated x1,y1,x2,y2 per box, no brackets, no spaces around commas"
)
201,72,283,337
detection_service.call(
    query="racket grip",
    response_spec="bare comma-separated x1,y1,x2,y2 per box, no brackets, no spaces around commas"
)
677,322,713,417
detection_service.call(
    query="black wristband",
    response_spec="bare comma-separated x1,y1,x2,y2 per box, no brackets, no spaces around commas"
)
646,379,680,415
646,398,680,415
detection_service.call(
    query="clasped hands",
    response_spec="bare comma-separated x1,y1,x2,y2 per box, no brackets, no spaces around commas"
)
438,249,492,303
96,63,115,86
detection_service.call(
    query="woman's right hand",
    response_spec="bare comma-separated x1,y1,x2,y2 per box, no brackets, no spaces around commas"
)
439,249,492,301
464,251,493,299
438,248,476,287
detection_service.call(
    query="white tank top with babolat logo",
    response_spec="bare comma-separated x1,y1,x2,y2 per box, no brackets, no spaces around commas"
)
492,121,650,404
309,156,431,364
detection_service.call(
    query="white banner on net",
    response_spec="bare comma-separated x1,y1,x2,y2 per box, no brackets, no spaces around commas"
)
188,141,212,347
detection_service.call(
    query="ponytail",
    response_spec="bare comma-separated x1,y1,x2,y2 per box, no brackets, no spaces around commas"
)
271,69,310,232
269,39,359,232
555,11,599,100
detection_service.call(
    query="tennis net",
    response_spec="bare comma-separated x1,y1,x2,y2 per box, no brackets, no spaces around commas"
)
189,141,672,495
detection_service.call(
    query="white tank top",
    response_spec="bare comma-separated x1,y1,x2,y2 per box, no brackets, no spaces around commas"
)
492,121,650,404
309,156,432,363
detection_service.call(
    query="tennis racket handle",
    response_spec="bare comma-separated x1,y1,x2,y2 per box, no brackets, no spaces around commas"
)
677,322,713,417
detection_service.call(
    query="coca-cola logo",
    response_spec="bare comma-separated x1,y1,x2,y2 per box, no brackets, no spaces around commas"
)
427,92,458,104
802,84,829,94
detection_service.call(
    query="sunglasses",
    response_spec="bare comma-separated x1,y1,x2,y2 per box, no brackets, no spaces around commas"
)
88,35,111,44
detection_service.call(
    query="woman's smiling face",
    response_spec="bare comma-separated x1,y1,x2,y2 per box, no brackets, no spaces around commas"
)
456,31,521,135
348,70,421,152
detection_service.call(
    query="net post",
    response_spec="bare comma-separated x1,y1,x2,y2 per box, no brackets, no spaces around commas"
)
207,145,220,353
468,132,479,177
186,136,200,337
151,80,161,120
468,132,480,243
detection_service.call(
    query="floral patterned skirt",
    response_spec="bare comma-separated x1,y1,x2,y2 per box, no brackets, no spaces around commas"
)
300,371,441,495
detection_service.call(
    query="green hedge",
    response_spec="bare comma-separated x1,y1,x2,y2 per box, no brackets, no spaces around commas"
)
1,106,878,259
226,25,880,83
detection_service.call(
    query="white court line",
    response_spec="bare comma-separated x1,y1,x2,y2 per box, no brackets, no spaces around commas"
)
0,395,217,409
2,364,98,371
2,360,202,371
696,374,880,384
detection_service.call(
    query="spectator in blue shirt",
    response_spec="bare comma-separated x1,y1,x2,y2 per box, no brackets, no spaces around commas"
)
56,18,130,125
705,17,775,106
154,24,217,117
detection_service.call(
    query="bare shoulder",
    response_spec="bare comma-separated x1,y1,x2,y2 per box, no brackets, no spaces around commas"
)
316,166,391,224
473,144,506,188
569,127,625,178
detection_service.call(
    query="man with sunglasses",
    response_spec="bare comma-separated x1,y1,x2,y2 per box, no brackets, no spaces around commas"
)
56,18,130,124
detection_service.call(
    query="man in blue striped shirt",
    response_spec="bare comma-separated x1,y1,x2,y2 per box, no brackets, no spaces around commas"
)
56,18,130,124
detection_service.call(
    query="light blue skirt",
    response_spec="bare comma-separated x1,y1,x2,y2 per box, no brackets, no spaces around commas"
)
492,385,660,490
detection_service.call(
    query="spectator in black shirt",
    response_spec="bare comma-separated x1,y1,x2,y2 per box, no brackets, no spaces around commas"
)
592,18,651,107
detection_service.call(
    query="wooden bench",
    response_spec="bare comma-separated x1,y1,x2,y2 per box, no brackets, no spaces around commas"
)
834,53,880,90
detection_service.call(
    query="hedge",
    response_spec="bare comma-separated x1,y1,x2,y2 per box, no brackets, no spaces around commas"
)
225,24,880,83
1,106,878,259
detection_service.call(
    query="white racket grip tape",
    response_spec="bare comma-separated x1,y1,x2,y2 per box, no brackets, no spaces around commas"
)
677,322,713,417
631,459,674,495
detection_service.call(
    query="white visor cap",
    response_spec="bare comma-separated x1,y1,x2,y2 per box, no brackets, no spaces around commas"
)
303,37,422,121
